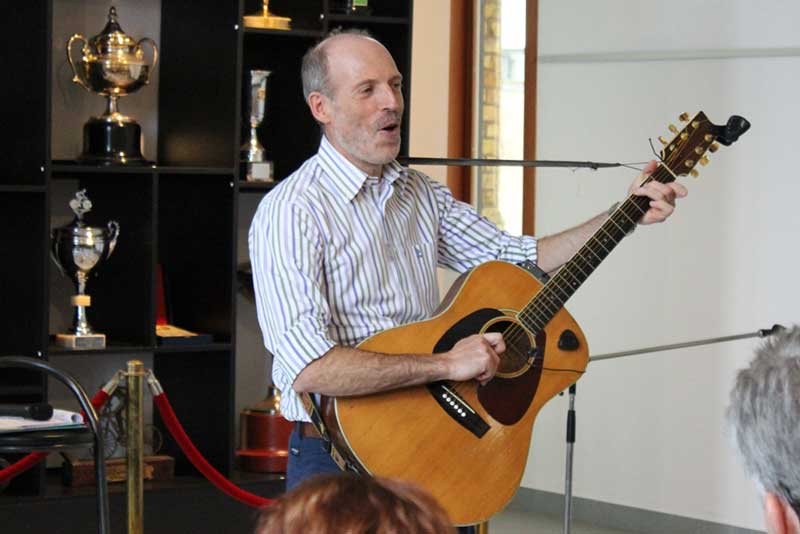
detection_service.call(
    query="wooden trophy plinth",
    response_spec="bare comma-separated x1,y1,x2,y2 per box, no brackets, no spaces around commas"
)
62,455,175,487
236,388,293,473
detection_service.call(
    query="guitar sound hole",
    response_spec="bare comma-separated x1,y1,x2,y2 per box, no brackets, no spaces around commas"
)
484,318,534,378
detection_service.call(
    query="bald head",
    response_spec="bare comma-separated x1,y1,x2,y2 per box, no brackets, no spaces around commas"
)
301,30,390,100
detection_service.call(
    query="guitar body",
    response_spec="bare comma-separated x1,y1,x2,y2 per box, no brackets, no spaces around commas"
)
321,260,588,525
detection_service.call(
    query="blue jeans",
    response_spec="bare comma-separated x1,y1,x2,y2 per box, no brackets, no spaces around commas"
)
285,423,476,533
285,425,342,491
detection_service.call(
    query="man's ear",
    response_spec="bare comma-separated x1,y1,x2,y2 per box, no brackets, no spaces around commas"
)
307,92,331,125
765,491,800,534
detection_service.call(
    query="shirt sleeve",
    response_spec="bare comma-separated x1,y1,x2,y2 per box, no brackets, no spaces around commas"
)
427,176,538,272
248,195,336,393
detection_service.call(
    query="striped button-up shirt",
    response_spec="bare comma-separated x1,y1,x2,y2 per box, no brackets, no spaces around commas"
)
248,136,538,421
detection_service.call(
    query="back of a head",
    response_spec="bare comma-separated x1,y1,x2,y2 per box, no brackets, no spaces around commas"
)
255,473,455,534
727,326,800,523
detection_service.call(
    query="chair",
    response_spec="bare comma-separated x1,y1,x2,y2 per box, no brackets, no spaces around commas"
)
0,356,110,534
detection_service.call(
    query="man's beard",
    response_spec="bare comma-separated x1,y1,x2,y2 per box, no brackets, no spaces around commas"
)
331,114,402,171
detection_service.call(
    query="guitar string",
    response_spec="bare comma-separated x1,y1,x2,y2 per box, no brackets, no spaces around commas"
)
498,120,708,358
496,164,675,368
450,123,711,399
506,173,659,344
501,121,709,352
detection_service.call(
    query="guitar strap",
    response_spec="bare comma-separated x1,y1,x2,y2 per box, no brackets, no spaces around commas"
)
300,392,362,473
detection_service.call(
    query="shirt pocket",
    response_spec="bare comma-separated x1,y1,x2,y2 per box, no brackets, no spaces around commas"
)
399,239,439,311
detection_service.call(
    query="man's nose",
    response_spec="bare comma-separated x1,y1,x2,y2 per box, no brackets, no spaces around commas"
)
378,83,402,111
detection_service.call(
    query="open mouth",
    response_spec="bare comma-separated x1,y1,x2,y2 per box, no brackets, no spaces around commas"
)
378,121,400,135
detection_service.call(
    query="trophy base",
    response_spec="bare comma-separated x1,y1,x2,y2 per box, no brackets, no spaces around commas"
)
237,448,289,473
79,118,151,166
245,161,274,182
55,332,106,350
243,13,292,30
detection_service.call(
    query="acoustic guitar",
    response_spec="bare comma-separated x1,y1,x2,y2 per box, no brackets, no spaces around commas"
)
319,112,750,525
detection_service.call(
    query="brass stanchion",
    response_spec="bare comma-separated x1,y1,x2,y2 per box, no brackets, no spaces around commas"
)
126,360,145,534
477,520,489,533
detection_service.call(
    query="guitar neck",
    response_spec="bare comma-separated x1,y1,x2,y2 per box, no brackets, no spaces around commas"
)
517,164,676,333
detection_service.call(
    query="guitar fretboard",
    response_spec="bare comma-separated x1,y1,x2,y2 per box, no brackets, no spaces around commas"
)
517,164,676,334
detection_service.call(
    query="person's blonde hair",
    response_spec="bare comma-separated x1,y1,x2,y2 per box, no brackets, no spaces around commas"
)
255,473,454,534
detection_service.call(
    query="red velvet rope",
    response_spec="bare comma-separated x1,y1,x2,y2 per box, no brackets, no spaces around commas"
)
153,393,275,508
0,390,110,484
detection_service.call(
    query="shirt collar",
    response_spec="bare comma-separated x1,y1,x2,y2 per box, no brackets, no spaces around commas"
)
316,135,408,203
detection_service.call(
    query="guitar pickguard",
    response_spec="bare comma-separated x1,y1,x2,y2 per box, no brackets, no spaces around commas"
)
431,308,545,426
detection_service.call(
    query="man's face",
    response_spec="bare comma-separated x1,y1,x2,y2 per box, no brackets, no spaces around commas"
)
319,36,404,175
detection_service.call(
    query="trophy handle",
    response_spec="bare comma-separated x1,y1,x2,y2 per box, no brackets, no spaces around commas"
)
49,230,69,278
67,34,91,91
106,221,120,258
136,37,159,84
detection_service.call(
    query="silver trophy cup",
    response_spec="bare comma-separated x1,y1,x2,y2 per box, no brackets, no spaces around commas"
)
241,70,274,181
51,190,120,349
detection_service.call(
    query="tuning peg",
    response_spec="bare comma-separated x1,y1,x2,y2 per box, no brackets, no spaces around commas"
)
690,169,699,178
658,136,669,145
684,159,695,168
708,143,719,153
679,112,690,122
668,124,679,134
694,147,704,155
699,156,710,166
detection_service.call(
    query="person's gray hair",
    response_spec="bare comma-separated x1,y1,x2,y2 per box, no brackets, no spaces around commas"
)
727,325,800,516
301,28,375,101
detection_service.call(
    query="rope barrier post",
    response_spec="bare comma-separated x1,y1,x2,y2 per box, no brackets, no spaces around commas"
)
126,360,145,534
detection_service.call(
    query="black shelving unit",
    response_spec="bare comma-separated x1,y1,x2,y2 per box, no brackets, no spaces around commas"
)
0,0,413,528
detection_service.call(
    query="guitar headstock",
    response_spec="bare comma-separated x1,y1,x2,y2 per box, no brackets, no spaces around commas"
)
657,112,751,178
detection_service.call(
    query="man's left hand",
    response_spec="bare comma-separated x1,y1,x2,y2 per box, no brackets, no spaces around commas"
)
629,160,688,225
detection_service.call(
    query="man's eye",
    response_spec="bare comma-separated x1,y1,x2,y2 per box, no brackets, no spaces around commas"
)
360,86,373,94
393,82,403,90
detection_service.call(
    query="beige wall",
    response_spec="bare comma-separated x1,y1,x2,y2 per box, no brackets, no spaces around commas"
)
409,1,451,185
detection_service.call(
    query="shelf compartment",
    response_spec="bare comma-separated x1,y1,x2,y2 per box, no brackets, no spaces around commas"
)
159,0,240,168
49,175,156,349
242,33,323,181
328,0,411,19
0,193,47,355
158,175,234,342
1,3,49,187
242,0,323,33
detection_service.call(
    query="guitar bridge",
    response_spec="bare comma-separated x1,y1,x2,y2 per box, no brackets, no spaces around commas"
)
427,382,490,438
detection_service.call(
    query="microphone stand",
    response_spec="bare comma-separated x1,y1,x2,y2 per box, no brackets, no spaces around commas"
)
560,324,785,534
397,156,624,170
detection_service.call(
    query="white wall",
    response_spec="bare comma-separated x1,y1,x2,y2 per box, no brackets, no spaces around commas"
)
522,1,800,530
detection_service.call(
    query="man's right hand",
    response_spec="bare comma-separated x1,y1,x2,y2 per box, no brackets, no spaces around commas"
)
443,333,505,385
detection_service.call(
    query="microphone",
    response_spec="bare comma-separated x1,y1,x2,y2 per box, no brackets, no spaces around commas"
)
0,403,54,421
